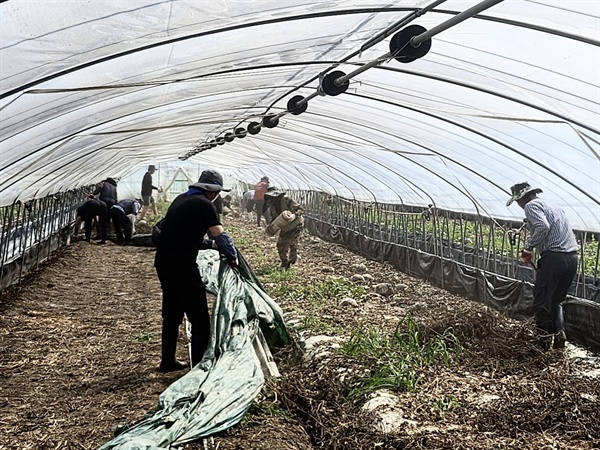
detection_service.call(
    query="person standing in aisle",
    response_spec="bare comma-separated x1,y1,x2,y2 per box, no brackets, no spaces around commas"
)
506,181,578,350
138,165,162,221
109,198,141,245
154,170,239,372
263,188,304,270
253,176,269,227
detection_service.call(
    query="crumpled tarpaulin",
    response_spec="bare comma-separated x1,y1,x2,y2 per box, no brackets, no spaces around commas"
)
99,250,290,450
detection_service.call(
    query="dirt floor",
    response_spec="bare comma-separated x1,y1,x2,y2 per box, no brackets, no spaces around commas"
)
0,211,599,450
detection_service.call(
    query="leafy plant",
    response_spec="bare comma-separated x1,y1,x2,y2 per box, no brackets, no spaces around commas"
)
297,316,337,334
256,264,296,283
271,277,364,303
432,394,462,413
132,331,154,343
341,316,461,399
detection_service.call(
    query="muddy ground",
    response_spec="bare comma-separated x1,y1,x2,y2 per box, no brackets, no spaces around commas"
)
0,211,598,450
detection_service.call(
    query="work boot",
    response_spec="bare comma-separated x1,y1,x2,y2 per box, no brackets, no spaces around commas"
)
539,335,552,351
553,330,567,349
158,359,187,373
159,322,186,372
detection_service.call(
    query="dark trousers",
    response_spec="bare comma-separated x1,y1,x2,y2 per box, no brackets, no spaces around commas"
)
533,251,577,336
155,262,210,367
83,215,107,242
254,199,265,225
109,208,133,243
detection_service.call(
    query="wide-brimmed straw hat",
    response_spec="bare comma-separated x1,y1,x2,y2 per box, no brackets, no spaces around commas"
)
189,169,230,192
506,181,542,206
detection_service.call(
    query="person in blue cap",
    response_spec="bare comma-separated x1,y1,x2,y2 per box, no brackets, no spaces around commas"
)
154,169,238,372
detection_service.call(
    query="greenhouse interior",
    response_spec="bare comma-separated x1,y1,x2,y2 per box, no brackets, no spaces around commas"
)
1,1,599,449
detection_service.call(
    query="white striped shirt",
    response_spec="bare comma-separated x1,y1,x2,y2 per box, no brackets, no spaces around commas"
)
524,198,578,254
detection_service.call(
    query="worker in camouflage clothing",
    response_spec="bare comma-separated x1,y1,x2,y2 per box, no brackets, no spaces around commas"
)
263,188,304,269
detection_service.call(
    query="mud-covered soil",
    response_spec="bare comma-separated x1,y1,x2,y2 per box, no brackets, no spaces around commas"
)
0,211,598,450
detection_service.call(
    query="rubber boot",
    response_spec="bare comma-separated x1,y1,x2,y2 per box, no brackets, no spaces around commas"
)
553,330,566,349
159,322,187,372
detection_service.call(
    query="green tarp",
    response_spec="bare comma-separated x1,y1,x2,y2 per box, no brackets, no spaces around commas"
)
100,250,290,449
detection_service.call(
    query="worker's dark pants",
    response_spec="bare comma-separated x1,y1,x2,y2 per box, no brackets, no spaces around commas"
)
155,262,210,367
82,214,107,243
533,251,577,336
109,208,133,243
254,199,265,226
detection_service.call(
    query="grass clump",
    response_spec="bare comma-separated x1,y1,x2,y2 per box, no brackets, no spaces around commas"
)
340,316,461,399
132,331,154,343
271,276,364,304
297,316,338,334
255,264,296,283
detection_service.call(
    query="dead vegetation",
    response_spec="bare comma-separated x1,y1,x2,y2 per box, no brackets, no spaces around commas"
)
0,213,598,449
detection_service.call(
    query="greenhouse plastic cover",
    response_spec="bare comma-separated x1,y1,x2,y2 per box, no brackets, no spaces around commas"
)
1,0,599,231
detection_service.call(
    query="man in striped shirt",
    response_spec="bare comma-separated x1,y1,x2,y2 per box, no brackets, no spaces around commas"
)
507,182,578,350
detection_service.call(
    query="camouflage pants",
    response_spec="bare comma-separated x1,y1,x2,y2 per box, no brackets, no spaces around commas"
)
277,225,302,267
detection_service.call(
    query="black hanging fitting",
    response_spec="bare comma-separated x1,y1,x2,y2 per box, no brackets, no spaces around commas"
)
320,70,349,96
216,137,225,145
247,122,261,135
234,127,247,138
287,95,308,115
389,25,431,63
224,132,235,142
262,114,279,128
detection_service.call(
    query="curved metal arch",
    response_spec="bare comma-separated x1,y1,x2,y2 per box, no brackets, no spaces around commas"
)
262,7,599,114
2,7,419,99
3,4,596,100
266,112,495,210
218,139,347,198
217,133,383,202
346,91,600,206
247,131,406,204
0,129,155,199
276,116,489,206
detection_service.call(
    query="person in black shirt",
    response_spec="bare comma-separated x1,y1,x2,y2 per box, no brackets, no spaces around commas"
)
94,177,118,209
138,165,161,221
154,170,238,372
109,199,141,244
74,195,108,243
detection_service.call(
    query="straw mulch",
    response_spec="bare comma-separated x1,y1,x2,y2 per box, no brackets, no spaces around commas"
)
0,212,598,450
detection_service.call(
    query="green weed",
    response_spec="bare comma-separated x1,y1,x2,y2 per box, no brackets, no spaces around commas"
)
271,277,364,303
341,316,461,399
432,394,462,413
132,332,154,343
298,316,338,334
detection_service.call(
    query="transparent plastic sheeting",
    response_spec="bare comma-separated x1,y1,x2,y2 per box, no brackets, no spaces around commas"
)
1,1,598,231
100,250,290,449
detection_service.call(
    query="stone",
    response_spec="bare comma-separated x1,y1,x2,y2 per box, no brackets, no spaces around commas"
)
374,283,394,296
340,297,359,308
351,263,368,273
